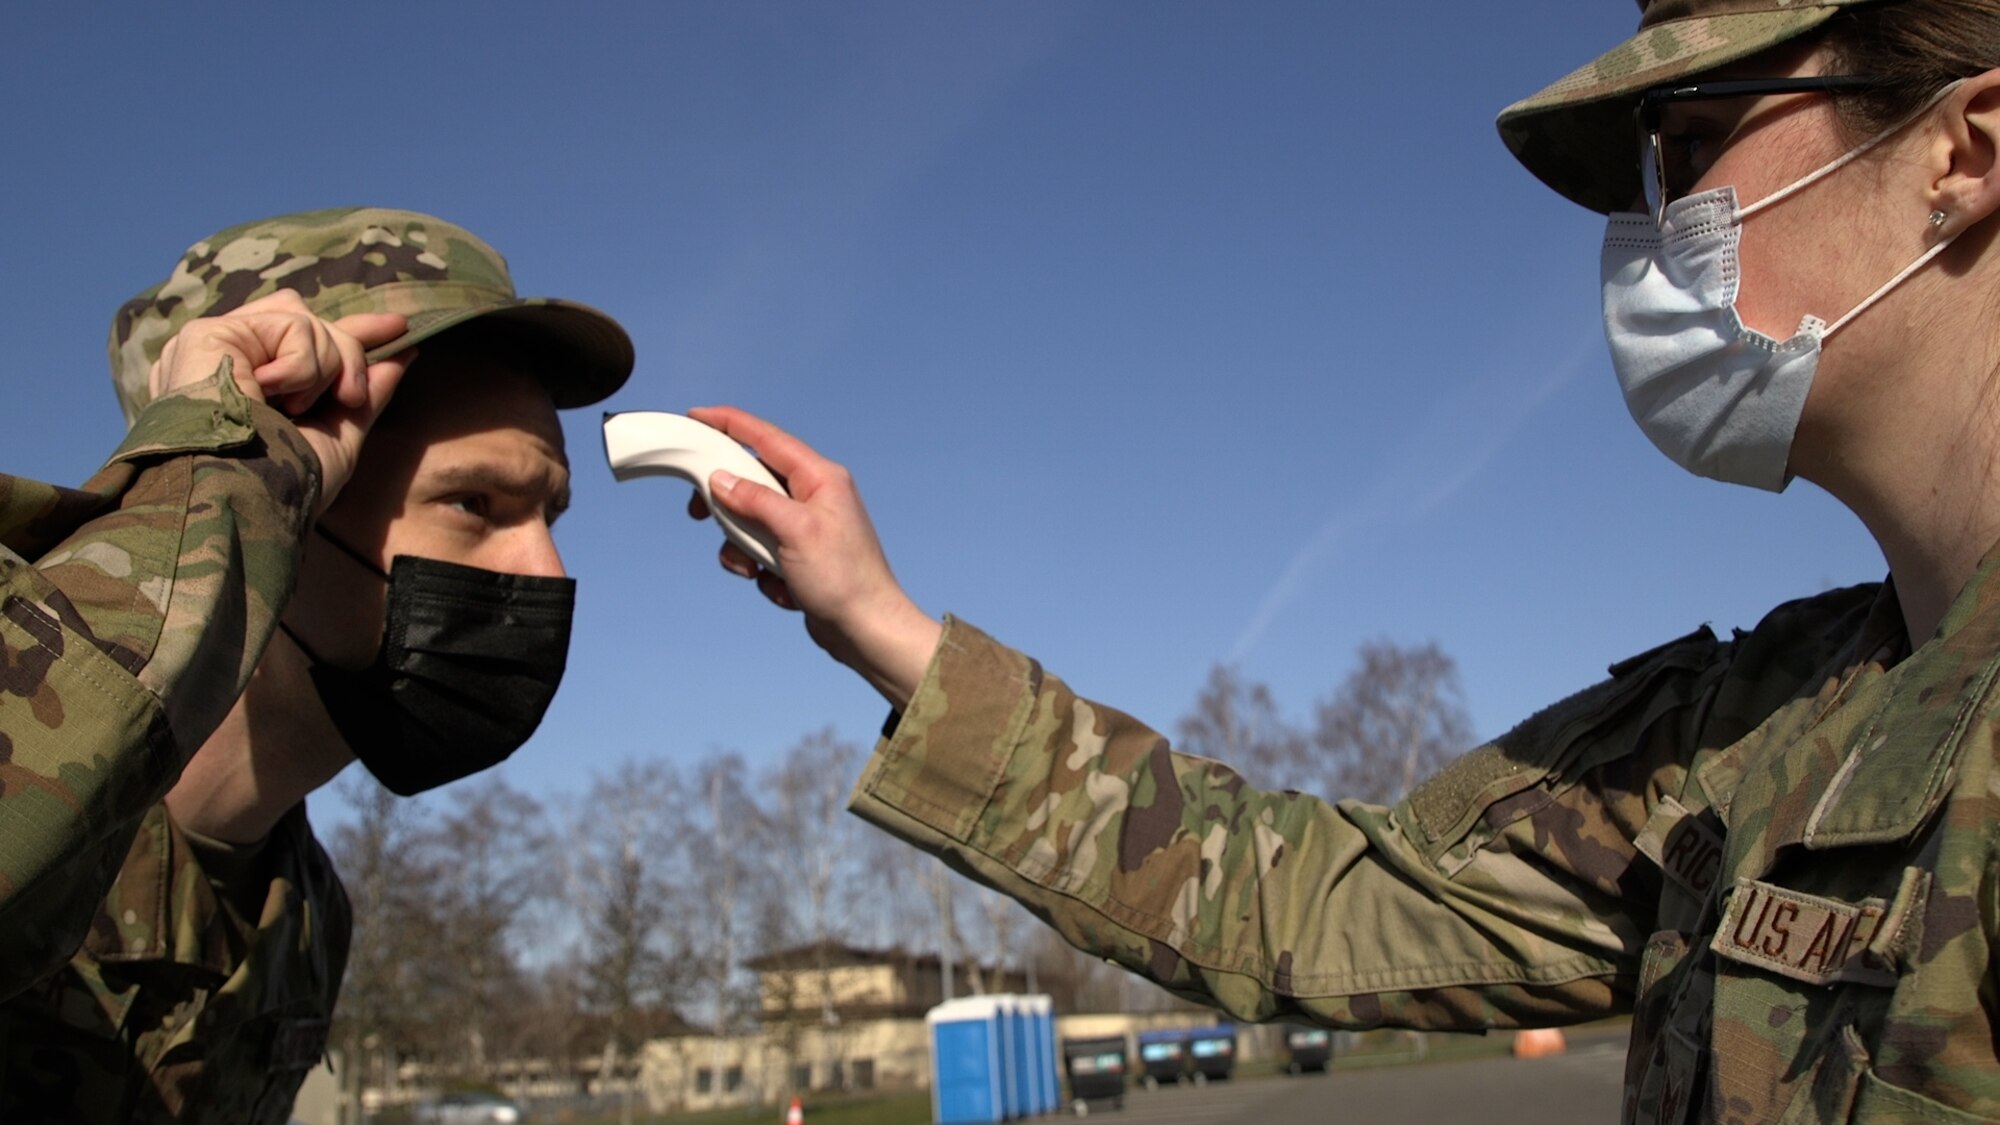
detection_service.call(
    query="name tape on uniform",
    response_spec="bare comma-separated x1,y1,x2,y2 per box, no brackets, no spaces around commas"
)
1635,795,1724,898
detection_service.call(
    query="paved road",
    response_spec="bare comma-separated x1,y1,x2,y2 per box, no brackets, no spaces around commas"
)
1068,1031,1626,1125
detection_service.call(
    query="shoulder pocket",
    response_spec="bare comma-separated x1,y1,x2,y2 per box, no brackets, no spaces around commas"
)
1404,627,1719,863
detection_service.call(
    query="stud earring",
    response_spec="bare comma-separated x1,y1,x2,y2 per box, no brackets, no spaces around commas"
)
1930,209,1949,237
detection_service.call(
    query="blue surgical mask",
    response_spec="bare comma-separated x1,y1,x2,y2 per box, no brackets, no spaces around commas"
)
1600,84,1961,491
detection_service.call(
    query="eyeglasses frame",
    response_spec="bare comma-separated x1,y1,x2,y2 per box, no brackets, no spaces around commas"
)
1637,75,1884,222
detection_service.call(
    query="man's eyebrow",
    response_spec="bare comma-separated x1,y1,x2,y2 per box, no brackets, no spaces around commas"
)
426,463,572,518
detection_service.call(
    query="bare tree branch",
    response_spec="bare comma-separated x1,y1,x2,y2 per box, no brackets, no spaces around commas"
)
1312,640,1474,805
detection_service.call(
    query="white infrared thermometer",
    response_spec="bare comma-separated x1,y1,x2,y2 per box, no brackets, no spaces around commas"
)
602,411,788,575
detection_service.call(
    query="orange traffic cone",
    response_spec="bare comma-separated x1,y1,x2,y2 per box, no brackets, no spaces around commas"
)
786,1096,805,1124
1512,1027,1567,1059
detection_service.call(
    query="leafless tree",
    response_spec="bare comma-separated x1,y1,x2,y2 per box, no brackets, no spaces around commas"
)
757,730,866,1088
327,774,446,1112
1175,665,1308,792
424,775,554,1077
765,730,861,1018
853,827,934,950
509,960,590,1075
685,752,770,1073
977,888,1021,990
1311,640,1474,805
849,825,981,1000
916,853,976,999
566,759,689,1059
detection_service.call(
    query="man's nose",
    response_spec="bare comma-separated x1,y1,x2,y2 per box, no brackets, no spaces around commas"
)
499,523,567,580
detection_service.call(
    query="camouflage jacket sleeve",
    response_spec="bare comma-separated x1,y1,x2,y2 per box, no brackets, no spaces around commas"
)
850,616,1740,1030
0,368,318,1000
0,801,352,1124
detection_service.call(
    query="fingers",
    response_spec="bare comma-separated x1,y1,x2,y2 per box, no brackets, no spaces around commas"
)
257,313,410,414
713,541,798,609
220,292,323,401
255,315,353,414
287,345,413,516
716,540,757,579
707,469,813,548
688,405,830,494
148,291,407,419
756,569,798,610
138,294,412,519
360,348,415,420
326,312,411,410
333,311,412,350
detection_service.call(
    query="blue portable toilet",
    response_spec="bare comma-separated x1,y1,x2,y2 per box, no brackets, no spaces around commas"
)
929,996,1007,1124
997,996,1021,1120
1005,996,1036,1116
1028,995,1058,1113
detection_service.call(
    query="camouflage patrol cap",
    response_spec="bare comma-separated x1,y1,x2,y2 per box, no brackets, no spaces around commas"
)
1497,0,1897,214
108,206,634,425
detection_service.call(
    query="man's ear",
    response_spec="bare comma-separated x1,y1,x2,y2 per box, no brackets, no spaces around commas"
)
1928,69,2000,238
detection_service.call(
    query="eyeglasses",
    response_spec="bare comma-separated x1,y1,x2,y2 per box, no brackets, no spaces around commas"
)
1637,76,1883,222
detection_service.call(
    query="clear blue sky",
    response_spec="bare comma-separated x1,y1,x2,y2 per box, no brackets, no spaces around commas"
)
1,2,1885,829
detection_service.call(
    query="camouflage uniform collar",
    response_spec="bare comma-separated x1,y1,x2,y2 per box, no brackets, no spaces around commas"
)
83,805,298,977
1495,0,1893,213
1791,548,2000,850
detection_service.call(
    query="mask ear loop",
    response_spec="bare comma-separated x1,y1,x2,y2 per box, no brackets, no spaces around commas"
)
277,620,333,666
1823,229,1960,338
314,523,394,582
1737,79,1968,223
284,524,394,667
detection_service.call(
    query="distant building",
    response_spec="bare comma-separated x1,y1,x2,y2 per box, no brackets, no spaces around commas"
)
639,941,1027,1112
634,941,1256,1114
747,941,1030,1022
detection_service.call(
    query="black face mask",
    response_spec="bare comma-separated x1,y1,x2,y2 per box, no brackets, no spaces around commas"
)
283,528,576,797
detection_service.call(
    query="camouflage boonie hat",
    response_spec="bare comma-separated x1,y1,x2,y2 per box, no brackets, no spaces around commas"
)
1497,0,1895,214
108,206,634,424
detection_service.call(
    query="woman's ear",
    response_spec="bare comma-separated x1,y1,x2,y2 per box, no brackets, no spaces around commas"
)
1928,69,2000,238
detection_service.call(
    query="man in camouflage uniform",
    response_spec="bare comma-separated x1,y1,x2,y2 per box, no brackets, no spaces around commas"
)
0,267,408,995
0,207,632,1121
791,2,2000,1122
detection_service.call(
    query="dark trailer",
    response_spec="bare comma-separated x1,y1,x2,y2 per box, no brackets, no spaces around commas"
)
1135,1028,1189,1089
1061,1034,1128,1114
1283,1025,1333,1074
1185,1025,1237,1084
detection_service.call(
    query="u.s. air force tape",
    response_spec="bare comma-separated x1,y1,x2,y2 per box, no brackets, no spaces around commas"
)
1709,870,1928,988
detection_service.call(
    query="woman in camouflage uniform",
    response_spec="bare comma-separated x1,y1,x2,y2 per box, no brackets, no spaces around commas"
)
701,0,2000,1119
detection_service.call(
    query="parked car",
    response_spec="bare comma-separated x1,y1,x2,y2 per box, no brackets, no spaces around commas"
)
409,1091,525,1125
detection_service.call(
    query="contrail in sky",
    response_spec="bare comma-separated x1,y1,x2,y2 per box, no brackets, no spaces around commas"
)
1228,325,1605,662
